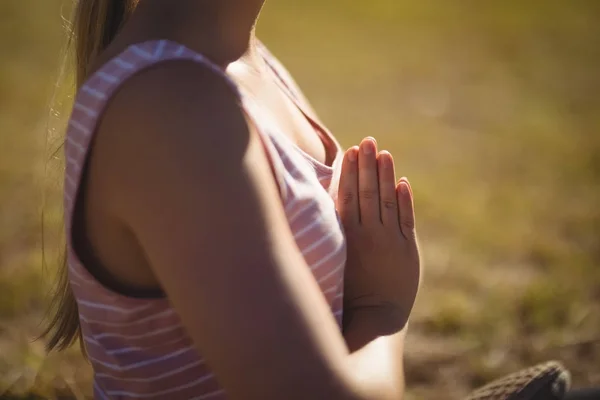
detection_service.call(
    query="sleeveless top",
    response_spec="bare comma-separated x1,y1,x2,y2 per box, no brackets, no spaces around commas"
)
63,40,347,399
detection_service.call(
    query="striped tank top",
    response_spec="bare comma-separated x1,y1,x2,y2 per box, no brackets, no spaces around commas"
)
64,40,347,399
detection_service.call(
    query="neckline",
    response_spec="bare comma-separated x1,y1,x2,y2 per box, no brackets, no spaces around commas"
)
255,42,341,175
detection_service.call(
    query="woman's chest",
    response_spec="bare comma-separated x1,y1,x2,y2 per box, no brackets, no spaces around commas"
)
274,144,346,321
228,63,333,167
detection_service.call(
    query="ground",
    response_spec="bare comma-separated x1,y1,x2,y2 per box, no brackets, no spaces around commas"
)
0,1,598,399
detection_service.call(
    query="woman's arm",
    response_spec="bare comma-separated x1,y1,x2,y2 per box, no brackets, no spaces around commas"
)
92,60,406,400
345,310,406,399
337,139,421,398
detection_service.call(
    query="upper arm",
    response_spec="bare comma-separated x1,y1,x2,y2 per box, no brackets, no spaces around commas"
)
95,61,356,400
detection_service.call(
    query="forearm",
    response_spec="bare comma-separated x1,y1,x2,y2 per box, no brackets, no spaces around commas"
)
343,308,407,400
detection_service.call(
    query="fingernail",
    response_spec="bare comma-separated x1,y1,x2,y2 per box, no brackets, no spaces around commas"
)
362,140,375,154
400,183,409,194
378,151,390,167
347,148,357,162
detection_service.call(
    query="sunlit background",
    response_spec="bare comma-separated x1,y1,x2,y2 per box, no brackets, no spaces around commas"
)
1,1,599,398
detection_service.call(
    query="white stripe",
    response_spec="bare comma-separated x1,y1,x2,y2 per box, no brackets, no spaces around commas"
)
97,360,203,382
68,265,87,280
301,229,335,256
93,324,180,340
174,45,186,57
288,200,315,223
69,277,91,288
66,137,86,152
76,300,154,314
90,346,193,372
73,102,98,117
69,119,91,135
317,259,346,284
64,174,77,187
333,309,343,317
107,374,217,398
283,197,300,213
193,55,213,71
86,336,188,356
114,57,135,70
83,335,100,346
81,85,107,100
88,339,140,354
190,390,227,400
154,40,167,59
293,218,321,240
94,381,110,400
131,45,154,60
80,309,175,327
68,266,94,285
105,337,185,356
323,285,340,295
310,240,345,272
66,156,81,170
97,71,119,84
106,346,150,356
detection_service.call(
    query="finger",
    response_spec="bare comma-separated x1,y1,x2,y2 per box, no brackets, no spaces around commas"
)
338,146,360,227
358,137,380,224
377,151,398,227
397,177,416,240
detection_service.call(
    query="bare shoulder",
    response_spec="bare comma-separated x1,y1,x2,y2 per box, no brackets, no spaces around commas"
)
99,59,249,168
89,59,260,215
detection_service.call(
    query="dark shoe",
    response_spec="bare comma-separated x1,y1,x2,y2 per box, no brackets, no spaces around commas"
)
464,361,571,400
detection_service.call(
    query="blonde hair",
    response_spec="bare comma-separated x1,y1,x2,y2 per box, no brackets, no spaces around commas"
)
42,0,138,352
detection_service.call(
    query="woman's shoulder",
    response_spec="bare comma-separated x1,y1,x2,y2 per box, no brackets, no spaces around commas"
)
84,55,259,214
100,55,243,138
69,40,252,185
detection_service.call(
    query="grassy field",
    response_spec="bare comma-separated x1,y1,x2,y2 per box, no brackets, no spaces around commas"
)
1,1,599,399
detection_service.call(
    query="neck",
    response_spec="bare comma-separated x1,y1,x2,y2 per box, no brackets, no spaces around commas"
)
121,0,265,68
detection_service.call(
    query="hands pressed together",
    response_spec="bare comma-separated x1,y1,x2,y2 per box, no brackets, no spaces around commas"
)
338,137,421,334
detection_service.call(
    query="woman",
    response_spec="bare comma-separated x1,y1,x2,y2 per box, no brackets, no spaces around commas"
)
43,0,421,399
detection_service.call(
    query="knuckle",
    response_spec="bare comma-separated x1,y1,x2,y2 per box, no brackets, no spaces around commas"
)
401,220,416,237
401,218,415,228
359,188,378,200
341,191,355,205
402,221,415,232
381,199,397,210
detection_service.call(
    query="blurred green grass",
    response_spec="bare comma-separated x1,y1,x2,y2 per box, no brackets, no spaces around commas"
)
1,1,599,399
